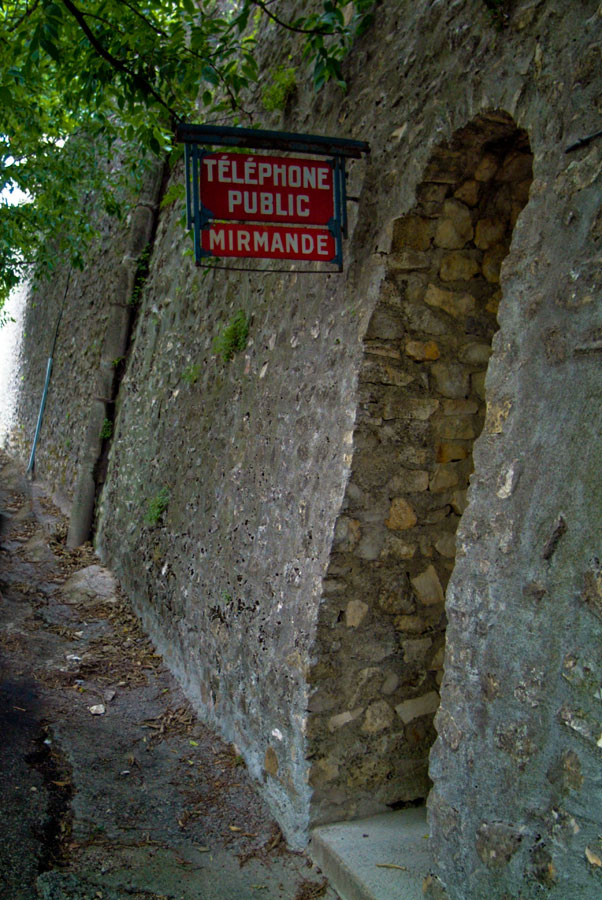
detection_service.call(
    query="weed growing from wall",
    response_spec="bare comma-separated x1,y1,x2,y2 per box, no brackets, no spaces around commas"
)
181,363,201,385
262,65,297,111
213,311,249,362
160,182,186,211
145,487,170,526
129,243,152,307
99,418,113,440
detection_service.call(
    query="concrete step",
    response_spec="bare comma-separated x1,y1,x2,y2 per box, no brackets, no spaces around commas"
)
310,807,431,900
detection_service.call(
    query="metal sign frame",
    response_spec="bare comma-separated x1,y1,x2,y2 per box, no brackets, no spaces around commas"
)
176,123,370,273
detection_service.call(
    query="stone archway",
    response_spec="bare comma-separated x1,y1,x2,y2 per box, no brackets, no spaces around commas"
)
307,112,533,828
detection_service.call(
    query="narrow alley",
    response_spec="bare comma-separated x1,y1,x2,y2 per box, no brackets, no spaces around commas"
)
0,451,335,900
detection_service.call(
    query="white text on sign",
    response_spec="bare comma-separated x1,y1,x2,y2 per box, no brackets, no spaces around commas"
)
201,223,335,261
227,191,311,218
201,153,334,226
203,157,331,189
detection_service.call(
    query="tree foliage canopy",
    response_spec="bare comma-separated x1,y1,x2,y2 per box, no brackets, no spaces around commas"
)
0,0,374,313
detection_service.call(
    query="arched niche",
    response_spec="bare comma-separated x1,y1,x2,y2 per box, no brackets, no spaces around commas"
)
307,111,533,827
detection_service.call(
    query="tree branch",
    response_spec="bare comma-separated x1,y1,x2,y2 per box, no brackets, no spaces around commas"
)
249,0,334,36
5,0,42,32
207,61,254,122
68,0,242,104
114,0,168,39
59,0,181,122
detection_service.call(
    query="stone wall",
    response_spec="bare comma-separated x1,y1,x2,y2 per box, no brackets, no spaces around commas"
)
93,207,364,840
7,164,163,513
6,1,602,895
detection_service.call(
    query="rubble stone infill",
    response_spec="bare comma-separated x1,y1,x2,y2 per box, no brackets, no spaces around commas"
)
0,451,335,900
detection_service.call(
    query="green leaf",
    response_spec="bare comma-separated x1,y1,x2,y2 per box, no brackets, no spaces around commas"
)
39,36,62,62
201,65,219,86
7,66,25,83
160,182,185,209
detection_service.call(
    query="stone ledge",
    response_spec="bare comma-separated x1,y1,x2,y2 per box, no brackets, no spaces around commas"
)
310,807,431,900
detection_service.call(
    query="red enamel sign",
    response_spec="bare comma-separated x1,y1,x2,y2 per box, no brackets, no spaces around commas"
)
178,123,370,270
201,153,334,226
201,223,336,261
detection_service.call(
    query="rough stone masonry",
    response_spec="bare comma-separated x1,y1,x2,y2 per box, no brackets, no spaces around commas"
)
5,1,602,898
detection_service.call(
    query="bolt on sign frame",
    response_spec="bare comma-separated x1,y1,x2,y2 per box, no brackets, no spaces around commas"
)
175,123,370,273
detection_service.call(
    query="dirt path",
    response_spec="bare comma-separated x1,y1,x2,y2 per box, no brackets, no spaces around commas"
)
0,452,336,900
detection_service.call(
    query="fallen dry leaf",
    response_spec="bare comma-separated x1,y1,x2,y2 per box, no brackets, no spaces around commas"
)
585,846,602,867
293,878,327,900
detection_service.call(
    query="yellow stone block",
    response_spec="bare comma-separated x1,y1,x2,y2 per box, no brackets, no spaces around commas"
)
308,757,339,786
437,416,476,439
451,489,468,514
382,397,439,420
385,497,418,530
475,218,506,250
486,291,501,314
435,533,457,558
361,700,394,734
429,465,460,492
405,339,441,361
472,371,487,398
395,691,440,723
424,283,475,317
391,215,434,251
346,599,369,628
411,564,445,606
442,399,479,415
434,200,474,249
393,614,429,633
436,442,470,462
439,252,480,282
483,245,508,283
380,536,416,560
429,646,446,670
454,179,480,206
327,707,364,732
474,153,499,181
